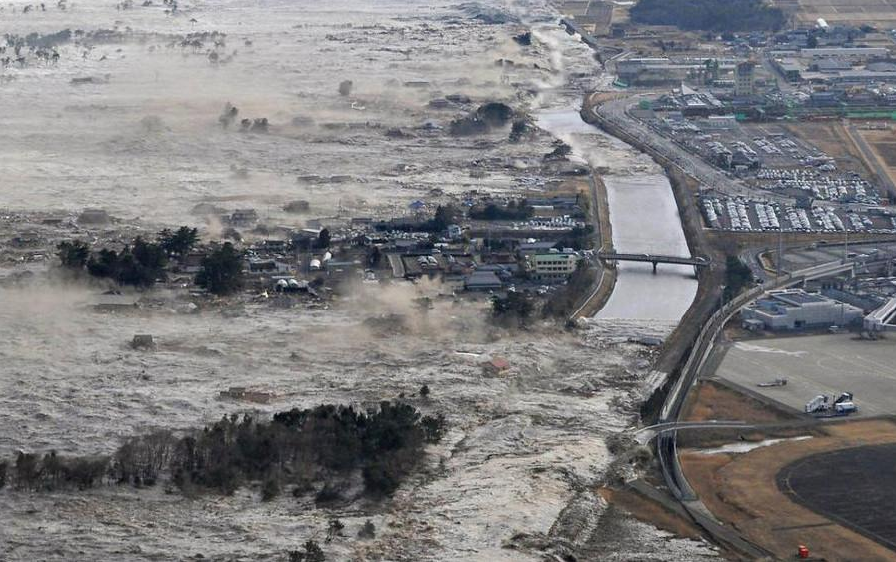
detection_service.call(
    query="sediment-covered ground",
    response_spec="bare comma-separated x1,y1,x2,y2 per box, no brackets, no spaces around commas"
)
0,0,717,559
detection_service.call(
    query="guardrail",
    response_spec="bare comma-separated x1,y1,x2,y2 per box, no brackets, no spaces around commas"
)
658,259,857,501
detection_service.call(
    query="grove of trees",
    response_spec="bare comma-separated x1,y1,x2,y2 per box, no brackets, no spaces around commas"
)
195,242,244,295
56,226,200,288
2,402,447,503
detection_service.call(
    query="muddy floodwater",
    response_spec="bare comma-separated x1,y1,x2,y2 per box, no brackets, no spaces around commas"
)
0,1,715,560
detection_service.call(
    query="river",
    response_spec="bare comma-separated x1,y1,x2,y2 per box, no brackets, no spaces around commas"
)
534,26,697,328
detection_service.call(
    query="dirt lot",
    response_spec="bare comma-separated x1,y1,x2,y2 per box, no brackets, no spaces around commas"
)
856,127,896,193
782,122,876,183
681,419,896,561
683,379,797,424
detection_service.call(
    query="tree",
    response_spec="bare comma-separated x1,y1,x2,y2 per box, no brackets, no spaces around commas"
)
509,120,528,142
195,243,244,295
326,519,344,542
367,245,381,268
427,204,458,233
57,240,90,269
289,540,325,562
491,291,534,324
421,413,447,443
159,226,199,257
724,255,753,301
84,237,167,288
316,228,331,250
806,33,818,49
357,520,376,539
261,476,280,501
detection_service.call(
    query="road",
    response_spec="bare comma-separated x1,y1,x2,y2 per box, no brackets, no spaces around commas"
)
651,256,876,557
592,95,794,204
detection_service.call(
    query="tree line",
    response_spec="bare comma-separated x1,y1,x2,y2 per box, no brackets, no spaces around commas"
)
2,401,447,501
57,227,245,295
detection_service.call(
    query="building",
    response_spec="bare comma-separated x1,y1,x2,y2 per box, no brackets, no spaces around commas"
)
88,292,140,312
775,59,803,82
464,270,503,291
230,209,258,225
801,47,888,60
734,62,756,97
740,289,863,330
518,241,558,255
77,208,111,225
530,252,579,282
247,259,291,275
616,57,737,86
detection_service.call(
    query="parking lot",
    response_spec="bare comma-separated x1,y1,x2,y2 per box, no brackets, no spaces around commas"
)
714,334,896,417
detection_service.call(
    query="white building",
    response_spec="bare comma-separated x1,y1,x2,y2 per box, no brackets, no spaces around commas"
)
531,252,580,282
740,289,863,330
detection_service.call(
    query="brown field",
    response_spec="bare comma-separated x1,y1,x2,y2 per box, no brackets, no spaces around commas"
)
856,127,896,193
683,379,797,424
681,419,896,561
782,121,875,180
775,0,896,27
554,0,614,33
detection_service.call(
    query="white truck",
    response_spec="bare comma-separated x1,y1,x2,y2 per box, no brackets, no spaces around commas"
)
805,394,830,414
805,392,857,416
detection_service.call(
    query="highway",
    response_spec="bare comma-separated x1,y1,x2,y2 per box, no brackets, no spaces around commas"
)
650,256,871,557
591,95,794,204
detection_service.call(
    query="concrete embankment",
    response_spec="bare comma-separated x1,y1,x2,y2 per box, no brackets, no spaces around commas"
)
579,99,724,419
571,173,617,319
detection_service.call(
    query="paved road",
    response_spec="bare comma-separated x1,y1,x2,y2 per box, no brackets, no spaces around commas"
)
593,96,794,204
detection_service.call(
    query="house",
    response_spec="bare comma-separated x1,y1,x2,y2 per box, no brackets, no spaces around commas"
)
219,386,276,404
89,292,140,312
247,259,292,275
77,208,110,225
464,270,503,291
482,357,510,376
230,209,259,225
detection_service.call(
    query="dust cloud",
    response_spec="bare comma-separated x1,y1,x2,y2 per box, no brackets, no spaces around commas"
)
0,0,717,560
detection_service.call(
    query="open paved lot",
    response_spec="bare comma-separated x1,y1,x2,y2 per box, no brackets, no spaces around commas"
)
715,334,896,417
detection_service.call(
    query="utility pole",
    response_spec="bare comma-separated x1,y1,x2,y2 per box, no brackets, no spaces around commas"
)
776,227,783,281
843,228,849,263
